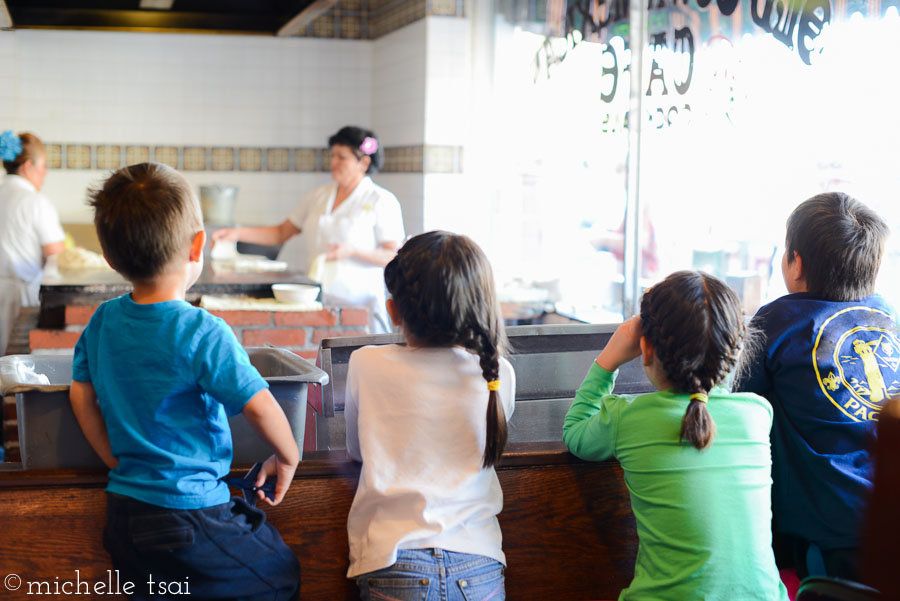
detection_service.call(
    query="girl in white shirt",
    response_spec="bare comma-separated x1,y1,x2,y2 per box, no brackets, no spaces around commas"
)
345,230,515,601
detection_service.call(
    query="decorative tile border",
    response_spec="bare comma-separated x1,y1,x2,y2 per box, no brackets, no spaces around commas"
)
42,142,463,174
154,146,178,168
289,0,464,41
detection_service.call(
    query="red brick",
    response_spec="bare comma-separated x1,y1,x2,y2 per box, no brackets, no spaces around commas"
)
312,328,366,345
4,444,20,463
340,308,370,326
208,310,271,326
242,328,306,347
292,350,319,361
29,329,82,350
2,396,16,421
3,420,17,443
274,309,339,327
65,304,99,325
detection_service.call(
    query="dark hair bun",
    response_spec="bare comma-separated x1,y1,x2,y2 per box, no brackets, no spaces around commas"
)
328,125,383,174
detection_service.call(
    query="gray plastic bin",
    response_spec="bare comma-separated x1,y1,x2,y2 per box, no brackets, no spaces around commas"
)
0,347,328,470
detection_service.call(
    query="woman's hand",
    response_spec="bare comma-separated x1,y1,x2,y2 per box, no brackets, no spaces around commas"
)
211,227,241,243
325,242,355,261
595,316,643,373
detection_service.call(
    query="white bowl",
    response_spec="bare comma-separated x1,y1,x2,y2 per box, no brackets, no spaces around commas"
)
272,283,320,304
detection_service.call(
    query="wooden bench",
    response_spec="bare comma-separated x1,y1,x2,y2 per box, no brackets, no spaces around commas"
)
0,443,637,600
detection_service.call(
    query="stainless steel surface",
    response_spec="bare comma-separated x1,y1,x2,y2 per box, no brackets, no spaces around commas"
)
315,323,655,450
316,397,588,451
6,347,326,470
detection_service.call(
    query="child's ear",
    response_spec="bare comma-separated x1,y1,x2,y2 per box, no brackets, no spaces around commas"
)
189,230,206,263
784,250,806,292
385,298,402,326
640,336,654,367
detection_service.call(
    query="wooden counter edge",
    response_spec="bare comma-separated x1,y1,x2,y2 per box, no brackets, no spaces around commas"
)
0,441,616,488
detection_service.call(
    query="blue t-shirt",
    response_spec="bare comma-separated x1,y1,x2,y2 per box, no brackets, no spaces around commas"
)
72,294,267,509
740,292,899,549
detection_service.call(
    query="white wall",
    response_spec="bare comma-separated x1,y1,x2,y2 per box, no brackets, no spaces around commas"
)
0,20,467,249
0,29,372,225
371,20,427,236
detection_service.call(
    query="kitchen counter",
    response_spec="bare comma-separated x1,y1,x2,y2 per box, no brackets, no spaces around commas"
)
37,266,319,326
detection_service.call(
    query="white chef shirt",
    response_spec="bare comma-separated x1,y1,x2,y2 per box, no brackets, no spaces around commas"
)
0,174,65,353
285,176,404,331
344,344,516,577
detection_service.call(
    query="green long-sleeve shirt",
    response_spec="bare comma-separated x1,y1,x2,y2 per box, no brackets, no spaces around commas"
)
563,363,788,601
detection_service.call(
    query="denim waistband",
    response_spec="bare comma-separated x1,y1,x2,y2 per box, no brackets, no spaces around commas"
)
388,548,499,575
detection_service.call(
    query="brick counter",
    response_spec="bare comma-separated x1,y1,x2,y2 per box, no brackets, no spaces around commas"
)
29,303,370,360
4,303,369,460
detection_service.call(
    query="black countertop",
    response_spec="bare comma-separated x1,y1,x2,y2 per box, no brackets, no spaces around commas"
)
37,266,319,325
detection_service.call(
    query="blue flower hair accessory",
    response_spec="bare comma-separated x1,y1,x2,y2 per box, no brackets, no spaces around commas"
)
0,130,22,162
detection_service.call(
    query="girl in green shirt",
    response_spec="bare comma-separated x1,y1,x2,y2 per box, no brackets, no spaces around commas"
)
564,271,788,601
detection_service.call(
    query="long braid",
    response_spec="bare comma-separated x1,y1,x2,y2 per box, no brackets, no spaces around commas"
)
468,329,507,468
385,231,509,468
640,271,748,450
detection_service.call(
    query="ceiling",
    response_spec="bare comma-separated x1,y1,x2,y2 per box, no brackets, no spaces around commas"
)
1,1,330,35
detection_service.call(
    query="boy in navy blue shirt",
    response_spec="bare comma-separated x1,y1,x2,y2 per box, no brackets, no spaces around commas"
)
740,192,896,581
70,163,300,600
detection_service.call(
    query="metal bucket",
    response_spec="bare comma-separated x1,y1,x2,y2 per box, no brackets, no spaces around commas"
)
199,184,238,225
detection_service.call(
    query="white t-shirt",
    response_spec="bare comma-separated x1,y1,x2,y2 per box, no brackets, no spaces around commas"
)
284,176,403,330
344,344,516,577
0,175,64,302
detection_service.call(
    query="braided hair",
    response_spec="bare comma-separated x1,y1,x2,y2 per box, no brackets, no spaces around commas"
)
640,271,751,450
384,231,508,468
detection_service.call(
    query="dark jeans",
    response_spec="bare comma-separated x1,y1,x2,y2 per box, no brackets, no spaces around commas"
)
104,493,300,601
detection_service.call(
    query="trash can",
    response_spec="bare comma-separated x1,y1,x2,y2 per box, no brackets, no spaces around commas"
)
0,347,327,470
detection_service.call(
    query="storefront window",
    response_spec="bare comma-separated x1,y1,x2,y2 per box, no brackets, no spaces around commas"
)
485,0,899,321
639,0,900,315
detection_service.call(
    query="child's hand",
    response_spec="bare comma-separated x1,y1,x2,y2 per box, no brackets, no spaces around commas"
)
255,453,298,506
596,316,642,373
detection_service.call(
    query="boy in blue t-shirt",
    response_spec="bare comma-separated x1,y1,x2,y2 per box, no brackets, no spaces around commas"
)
740,192,895,582
70,162,300,600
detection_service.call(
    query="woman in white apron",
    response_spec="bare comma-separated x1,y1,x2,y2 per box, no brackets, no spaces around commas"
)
0,131,65,354
213,126,404,333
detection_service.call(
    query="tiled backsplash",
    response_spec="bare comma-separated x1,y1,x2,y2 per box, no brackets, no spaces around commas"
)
300,0,465,40
42,143,462,174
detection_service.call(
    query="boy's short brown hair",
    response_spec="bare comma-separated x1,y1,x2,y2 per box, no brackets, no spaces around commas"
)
786,192,889,302
89,162,202,282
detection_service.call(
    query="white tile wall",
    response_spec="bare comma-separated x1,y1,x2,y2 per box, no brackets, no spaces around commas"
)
372,19,427,145
0,20,450,251
373,173,424,237
0,29,374,222
424,17,471,145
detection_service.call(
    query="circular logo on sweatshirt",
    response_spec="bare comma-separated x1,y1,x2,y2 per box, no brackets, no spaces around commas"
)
813,306,900,422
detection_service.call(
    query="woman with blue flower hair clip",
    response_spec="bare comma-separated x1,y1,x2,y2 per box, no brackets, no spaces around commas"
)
0,130,65,353
212,125,404,333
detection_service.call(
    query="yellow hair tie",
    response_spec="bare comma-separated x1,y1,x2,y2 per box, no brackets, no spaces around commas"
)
487,380,500,392
689,393,709,404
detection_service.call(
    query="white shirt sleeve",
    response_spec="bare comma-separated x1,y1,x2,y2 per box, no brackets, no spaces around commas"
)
344,351,362,462
500,356,516,421
372,189,404,245
33,194,65,247
286,186,324,231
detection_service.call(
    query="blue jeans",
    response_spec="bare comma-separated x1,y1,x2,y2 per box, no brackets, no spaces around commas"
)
103,493,300,601
356,548,505,601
